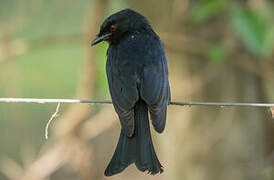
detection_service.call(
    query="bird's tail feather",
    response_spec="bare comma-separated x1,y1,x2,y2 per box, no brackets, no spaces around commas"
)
104,100,163,176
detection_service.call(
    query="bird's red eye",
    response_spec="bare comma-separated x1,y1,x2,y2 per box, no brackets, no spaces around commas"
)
110,25,117,32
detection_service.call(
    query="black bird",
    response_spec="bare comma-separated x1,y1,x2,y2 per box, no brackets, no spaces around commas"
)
91,9,170,176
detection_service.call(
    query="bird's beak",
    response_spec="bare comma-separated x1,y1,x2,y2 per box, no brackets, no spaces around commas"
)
91,33,112,46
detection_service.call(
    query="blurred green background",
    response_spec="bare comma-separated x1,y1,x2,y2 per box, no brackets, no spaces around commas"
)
0,0,274,180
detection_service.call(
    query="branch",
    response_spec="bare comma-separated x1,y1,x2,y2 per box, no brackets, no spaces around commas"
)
45,103,60,139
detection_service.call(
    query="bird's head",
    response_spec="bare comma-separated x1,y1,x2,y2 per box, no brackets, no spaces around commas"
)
91,9,150,46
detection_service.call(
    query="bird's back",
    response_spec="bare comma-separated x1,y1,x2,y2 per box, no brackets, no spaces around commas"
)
106,29,163,85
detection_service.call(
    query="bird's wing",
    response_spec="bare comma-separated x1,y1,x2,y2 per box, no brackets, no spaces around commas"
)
140,48,170,133
106,63,139,137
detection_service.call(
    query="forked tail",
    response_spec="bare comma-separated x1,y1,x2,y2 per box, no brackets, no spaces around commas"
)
104,100,163,176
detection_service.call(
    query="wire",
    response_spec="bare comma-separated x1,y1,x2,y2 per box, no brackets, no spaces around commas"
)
0,98,273,107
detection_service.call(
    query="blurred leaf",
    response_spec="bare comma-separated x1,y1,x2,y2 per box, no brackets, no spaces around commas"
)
230,7,273,56
207,43,227,64
188,0,227,24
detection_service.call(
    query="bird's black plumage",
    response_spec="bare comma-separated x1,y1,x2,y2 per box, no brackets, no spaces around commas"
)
91,9,170,176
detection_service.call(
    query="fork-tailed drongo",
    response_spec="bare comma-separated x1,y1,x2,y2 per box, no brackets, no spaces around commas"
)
91,9,171,176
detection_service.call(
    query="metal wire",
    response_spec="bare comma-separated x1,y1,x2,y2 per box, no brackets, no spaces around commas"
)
0,98,273,107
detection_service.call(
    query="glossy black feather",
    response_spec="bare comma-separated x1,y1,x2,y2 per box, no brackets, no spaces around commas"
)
93,8,170,176
105,100,163,176
107,25,170,135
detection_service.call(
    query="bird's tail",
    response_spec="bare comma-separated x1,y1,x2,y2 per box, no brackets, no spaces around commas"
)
104,100,163,176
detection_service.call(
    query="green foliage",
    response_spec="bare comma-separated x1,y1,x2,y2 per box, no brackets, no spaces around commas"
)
230,7,273,56
188,0,227,24
187,1,274,57
207,43,227,64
